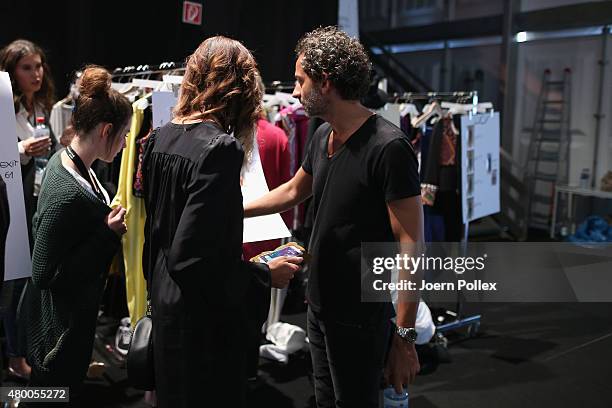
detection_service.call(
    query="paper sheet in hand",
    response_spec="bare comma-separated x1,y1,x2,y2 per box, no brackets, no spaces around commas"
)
0,72,32,280
242,137,291,243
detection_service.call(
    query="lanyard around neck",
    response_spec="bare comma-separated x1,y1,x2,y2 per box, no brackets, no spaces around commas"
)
24,103,41,126
66,146,107,205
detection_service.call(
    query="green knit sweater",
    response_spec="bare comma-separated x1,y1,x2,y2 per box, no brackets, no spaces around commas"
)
22,151,120,387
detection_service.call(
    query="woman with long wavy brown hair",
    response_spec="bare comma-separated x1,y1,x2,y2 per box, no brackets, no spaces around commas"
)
142,36,301,407
0,38,57,381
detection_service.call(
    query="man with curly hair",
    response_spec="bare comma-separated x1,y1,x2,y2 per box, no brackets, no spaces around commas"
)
245,26,422,407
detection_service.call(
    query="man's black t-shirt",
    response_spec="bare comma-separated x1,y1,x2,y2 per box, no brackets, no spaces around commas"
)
302,114,420,324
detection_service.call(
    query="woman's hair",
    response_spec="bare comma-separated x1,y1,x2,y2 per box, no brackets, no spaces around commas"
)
72,65,132,144
0,39,56,113
174,36,263,159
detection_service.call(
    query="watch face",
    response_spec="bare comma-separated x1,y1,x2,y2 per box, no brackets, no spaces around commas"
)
397,327,418,343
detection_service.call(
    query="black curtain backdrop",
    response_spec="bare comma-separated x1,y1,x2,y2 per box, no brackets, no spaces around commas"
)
0,0,338,98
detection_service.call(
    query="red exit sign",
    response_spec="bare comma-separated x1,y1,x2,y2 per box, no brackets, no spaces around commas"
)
182,1,202,26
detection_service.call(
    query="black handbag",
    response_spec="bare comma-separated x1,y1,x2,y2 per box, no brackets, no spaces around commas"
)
127,299,155,390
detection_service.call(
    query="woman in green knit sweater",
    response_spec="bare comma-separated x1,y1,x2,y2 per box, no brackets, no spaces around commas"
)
21,65,131,389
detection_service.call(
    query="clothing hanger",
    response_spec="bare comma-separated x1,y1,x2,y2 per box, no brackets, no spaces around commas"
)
400,103,419,119
440,101,493,115
411,101,443,128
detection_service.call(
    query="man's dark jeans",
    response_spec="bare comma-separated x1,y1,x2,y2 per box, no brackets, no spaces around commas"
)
307,307,391,408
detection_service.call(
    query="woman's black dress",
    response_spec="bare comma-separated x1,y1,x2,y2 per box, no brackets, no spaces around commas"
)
142,121,270,407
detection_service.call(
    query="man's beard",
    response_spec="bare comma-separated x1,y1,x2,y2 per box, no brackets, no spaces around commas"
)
301,86,328,118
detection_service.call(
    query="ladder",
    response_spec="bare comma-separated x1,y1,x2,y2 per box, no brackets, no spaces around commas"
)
525,68,572,231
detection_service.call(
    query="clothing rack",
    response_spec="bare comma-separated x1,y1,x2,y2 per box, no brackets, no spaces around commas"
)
399,91,477,99
402,90,484,347
265,81,295,93
111,62,186,80
393,91,478,106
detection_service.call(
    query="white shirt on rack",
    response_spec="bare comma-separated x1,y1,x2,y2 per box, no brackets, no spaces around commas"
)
50,99,74,142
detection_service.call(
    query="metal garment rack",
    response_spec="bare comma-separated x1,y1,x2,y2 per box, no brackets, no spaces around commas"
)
396,90,478,98
111,62,186,81
392,91,479,105
400,90,483,347
265,81,295,93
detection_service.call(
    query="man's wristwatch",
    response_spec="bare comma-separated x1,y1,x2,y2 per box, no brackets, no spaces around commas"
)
395,326,418,344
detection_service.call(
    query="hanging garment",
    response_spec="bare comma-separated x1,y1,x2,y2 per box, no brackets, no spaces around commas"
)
242,120,292,377
420,126,444,242
424,205,445,243
277,105,309,176
131,105,153,198
111,98,149,323
421,116,462,241
242,119,292,262
422,116,458,192
49,99,74,143
276,105,309,229
439,117,457,166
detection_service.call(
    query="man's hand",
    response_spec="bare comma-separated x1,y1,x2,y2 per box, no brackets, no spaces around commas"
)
267,256,303,288
384,333,420,393
23,136,52,157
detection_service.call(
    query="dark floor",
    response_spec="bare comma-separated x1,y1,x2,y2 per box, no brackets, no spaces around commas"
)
4,302,611,408
408,302,612,408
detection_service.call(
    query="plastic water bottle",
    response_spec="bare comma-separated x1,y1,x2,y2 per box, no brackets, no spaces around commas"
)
33,116,50,196
579,168,590,189
384,387,409,408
